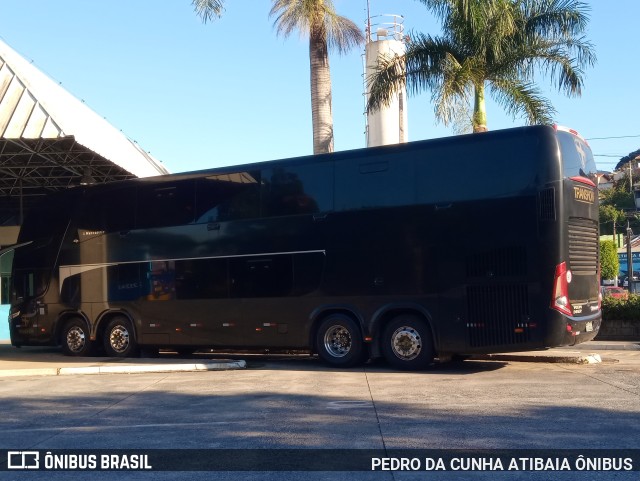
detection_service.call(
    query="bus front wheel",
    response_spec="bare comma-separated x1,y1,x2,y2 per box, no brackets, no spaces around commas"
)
316,314,364,368
103,317,139,358
61,318,92,357
381,315,434,371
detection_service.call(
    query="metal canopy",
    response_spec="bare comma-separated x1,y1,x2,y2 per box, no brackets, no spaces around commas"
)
0,39,169,225
0,136,138,223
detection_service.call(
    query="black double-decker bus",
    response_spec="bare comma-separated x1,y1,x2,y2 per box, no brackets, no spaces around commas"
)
9,125,600,370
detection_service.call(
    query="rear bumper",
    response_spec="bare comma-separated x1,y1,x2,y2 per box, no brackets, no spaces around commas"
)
558,311,602,346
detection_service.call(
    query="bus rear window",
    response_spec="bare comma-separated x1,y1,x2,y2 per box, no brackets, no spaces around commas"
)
557,130,597,182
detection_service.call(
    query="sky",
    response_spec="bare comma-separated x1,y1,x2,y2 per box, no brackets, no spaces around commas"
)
0,0,638,174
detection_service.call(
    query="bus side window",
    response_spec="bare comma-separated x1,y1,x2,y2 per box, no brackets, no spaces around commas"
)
196,171,261,223
262,164,333,217
230,255,293,298
175,258,229,299
293,252,325,296
137,180,196,229
335,154,414,210
78,188,136,233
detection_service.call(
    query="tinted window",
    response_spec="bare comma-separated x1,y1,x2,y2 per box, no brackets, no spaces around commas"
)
557,130,597,181
137,180,195,228
16,191,77,289
230,255,293,298
196,171,261,222
175,258,228,299
108,263,141,301
335,154,414,210
262,163,333,217
293,251,325,295
143,261,176,300
77,187,136,233
416,135,537,204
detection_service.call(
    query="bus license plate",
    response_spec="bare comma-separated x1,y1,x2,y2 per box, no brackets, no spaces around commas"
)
585,321,593,332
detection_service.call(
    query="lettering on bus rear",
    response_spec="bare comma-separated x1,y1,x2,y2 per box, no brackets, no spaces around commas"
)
573,186,595,204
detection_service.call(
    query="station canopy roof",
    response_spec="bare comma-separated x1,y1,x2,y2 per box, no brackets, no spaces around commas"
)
0,39,169,224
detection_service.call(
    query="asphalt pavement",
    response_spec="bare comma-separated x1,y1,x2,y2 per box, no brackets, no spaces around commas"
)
0,339,638,377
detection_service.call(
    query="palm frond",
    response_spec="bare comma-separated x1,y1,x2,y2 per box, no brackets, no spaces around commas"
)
374,0,595,132
270,0,363,52
325,12,364,54
366,33,455,112
518,0,590,38
192,0,225,23
489,77,555,125
366,53,407,112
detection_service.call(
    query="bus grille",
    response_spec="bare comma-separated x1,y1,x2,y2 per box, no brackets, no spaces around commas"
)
568,219,598,275
466,246,527,278
538,187,556,221
466,284,531,347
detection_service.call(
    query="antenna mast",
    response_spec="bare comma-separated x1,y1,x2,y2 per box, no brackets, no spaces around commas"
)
366,0,371,43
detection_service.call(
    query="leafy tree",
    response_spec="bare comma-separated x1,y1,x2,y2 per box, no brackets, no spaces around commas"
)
191,0,364,154
599,204,626,241
600,172,640,245
614,148,640,171
366,0,596,133
599,239,618,281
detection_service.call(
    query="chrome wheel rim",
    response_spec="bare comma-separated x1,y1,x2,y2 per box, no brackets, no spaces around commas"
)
390,326,422,360
323,325,352,358
109,325,130,353
66,326,86,353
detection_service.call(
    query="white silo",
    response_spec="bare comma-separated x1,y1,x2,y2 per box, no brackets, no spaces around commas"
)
364,13,408,147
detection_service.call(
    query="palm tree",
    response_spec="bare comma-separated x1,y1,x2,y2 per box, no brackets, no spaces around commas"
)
192,0,364,154
191,0,226,23
270,0,364,153
367,0,596,133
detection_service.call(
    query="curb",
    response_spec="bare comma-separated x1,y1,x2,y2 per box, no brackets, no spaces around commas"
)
473,353,603,364
0,360,246,378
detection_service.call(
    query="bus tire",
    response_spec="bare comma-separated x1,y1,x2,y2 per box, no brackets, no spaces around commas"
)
381,314,434,371
103,317,139,358
61,318,92,357
316,314,364,368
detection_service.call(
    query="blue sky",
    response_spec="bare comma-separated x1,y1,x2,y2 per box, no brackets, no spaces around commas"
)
0,0,637,174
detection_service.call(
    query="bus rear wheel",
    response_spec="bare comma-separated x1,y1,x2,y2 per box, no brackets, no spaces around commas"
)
316,314,364,368
381,315,434,371
103,317,139,358
61,318,92,357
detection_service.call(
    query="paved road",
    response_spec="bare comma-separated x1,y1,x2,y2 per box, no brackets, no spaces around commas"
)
0,343,639,480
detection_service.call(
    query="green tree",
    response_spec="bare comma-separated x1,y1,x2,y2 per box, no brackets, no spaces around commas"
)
599,204,626,243
366,0,596,133
192,0,364,154
599,172,638,241
600,240,619,281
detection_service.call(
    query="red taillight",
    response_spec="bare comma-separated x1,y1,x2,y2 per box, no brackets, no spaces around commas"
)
569,175,596,187
551,262,573,316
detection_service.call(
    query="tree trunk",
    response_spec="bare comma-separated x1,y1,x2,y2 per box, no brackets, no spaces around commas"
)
309,27,334,154
472,83,487,133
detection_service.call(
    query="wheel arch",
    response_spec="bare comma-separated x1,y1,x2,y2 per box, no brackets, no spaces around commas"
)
94,309,138,344
54,311,91,345
308,305,365,353
370,303,438,358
